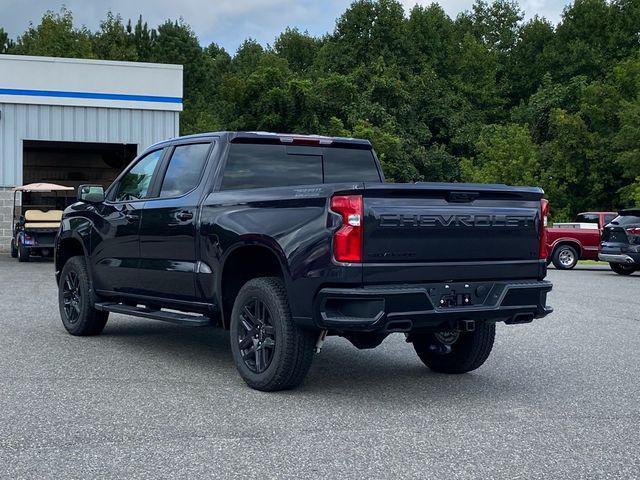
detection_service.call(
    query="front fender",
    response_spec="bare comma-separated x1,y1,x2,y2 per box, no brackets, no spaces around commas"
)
55,213,93,282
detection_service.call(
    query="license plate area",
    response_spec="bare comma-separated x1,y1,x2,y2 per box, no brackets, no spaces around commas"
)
426,281,496,309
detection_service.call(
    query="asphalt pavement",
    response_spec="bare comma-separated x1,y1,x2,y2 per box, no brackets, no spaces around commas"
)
1,256,639,479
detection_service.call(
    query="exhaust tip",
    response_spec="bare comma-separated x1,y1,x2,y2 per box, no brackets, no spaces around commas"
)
505,313,534,325
385,320,413,332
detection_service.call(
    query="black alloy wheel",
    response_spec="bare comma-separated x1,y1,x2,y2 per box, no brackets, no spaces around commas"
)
237,297,277,374
62,270,82,324
58,256,108,336
229,277,315,391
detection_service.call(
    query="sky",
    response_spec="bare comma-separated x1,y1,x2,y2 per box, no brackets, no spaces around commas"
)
0,0,572,54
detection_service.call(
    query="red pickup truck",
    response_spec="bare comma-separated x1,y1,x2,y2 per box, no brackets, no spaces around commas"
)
546,212,617,269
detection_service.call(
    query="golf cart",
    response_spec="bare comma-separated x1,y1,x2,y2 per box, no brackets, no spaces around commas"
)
11,183,74,262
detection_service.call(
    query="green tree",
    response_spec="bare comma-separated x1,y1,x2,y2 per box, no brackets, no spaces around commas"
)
3,0,640,213
273,28,321,73
461,123,539,186
151,20,210,134
507,16,554,103
0,28,14,53
13,8,94,58
93,12,137,61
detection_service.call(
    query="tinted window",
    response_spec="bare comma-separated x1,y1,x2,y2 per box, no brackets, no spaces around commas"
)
220,143,381,190
604,214,617,224
113,149,163,201
575,213,599,223
323,148,381,183
160,143,211,197
221,144,322,190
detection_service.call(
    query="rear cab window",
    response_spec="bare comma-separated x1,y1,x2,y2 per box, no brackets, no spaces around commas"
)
575,213,599,224
159,143,211,198
220,143,381,190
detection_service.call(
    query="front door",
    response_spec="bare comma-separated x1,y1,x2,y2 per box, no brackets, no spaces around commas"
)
137,141,213,301
91,148,165,295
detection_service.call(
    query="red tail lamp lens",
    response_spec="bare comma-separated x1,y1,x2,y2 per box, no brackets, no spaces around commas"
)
539,199,549,259
331,195,363,262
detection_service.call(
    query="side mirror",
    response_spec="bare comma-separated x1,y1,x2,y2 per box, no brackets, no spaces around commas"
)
78,184,105,204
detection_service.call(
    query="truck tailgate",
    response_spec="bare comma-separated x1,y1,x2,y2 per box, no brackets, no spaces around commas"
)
361,183,545,283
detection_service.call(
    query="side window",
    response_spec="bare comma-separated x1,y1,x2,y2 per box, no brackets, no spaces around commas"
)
323,148,381,183
159,143,211,198
604,214,616,225
221,144,322,190
113,149,164,202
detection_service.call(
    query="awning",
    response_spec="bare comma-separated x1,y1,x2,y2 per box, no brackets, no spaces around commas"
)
12,183,74,192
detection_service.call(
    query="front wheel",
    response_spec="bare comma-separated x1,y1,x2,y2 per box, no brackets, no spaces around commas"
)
58,256,108,335
17,240,30,262
609,262,636,276
552,245,578,270
412,322,495,374
229,277,315,391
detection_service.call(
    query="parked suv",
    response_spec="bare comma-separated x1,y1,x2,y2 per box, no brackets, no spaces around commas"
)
55,132,553,391
599,209,640,275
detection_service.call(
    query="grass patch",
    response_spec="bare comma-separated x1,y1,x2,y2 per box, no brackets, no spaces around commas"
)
578,260,602,265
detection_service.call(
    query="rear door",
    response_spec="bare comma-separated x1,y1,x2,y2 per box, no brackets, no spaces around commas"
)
360,183,545,283
137,140,214,301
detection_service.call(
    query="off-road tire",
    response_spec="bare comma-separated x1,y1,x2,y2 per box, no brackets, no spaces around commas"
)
230,277,315,391
58,256,108,336
10,238,18,258
551,244,578,270
609,262,636,276
17,240,30,262
413,322,496,374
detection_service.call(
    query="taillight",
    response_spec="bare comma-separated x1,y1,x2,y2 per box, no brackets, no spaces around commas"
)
539,199,549,259
331,195,363,262
626,227,640,235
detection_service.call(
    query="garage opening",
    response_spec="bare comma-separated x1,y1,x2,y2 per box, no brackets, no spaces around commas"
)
23,140,137,191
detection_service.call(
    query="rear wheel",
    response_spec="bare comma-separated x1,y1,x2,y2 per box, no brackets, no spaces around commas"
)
17,240,30,263
412,322,495,374
58,256,108,335
552,244,578,270
10,238,18,258
609,262,636,275
229,277,315,391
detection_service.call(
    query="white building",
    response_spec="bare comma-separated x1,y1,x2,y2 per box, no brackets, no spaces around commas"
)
0,54,183,251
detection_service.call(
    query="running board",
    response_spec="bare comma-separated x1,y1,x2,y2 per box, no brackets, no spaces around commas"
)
94,302,212,327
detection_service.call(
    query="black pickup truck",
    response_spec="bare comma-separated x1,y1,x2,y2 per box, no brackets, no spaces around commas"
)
55,131,553,391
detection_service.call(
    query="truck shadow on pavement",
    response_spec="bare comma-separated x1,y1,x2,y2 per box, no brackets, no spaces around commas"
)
99,318,529,399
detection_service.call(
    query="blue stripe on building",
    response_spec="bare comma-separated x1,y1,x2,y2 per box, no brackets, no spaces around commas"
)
0,88,182,104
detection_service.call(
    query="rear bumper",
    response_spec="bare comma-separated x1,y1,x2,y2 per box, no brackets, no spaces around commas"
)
598,253,640,265
314,279,553,332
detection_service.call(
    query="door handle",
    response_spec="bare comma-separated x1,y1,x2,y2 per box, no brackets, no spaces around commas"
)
124,213,139,223
176,211,194,221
